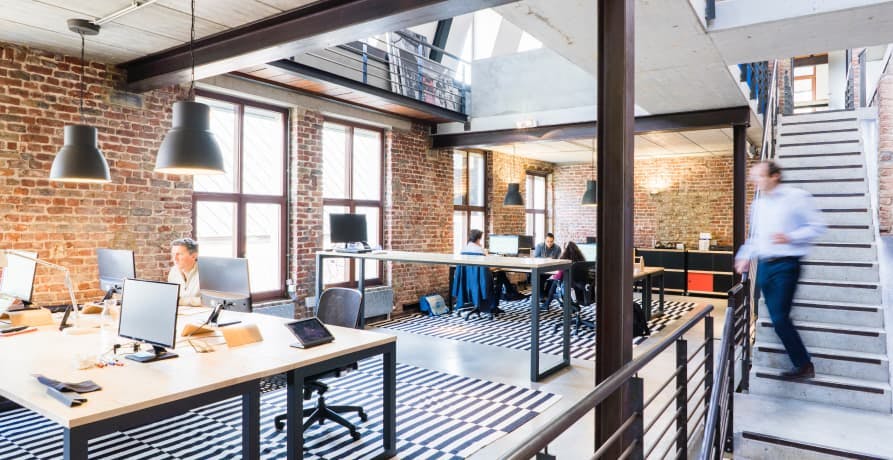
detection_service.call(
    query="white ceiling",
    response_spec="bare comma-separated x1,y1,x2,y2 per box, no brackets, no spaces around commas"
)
0,0,317,63
486,128,734,163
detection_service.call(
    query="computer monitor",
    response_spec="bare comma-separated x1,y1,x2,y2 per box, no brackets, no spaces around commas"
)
197,256,251,312
330,213,368,244
586,236,598,244
489,235,519,256
97,249,135,300
118,279,180,363
518,235,534,251
578,243,597,262
0,250,38,304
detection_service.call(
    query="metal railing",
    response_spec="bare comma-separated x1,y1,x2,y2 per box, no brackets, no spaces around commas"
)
500,303,716,460
739,61,771,115
699,274,752,459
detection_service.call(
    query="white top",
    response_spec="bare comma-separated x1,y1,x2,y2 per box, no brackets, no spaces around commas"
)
736,184,826,261
167,264,201,306
461,242,485,255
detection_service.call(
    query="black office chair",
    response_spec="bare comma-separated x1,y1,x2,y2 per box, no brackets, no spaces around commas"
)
551,261,595,334
273,287,368,440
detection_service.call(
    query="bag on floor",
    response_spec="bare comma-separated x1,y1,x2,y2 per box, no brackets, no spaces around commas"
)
633,301,651,337
420,294,448,316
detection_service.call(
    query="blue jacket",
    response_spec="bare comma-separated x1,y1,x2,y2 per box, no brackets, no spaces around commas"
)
452,253,494,309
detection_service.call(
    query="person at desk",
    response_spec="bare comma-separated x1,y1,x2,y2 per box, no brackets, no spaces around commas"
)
462,229,526,302
540,241,586,309
167,238,201,306
533,233,561,259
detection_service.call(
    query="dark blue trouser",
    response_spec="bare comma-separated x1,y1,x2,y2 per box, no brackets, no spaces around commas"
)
757,257,811,369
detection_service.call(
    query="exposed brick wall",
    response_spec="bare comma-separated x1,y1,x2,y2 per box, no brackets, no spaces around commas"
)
488,151,554,236
876,66,893,234
288,109,323,302
0,42,189,305
553,154,736,250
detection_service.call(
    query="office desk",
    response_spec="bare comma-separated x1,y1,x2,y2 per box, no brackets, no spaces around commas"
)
634,267,665,320
0,310,396,460
316,250,573,381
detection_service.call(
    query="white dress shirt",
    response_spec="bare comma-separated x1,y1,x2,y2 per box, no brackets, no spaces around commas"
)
167,264,201,306
735,184,826,261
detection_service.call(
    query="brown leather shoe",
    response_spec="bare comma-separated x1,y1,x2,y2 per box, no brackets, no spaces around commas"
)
780,362,815,379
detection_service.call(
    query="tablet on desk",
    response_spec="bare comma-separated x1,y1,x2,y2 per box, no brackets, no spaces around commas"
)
285,317,334,349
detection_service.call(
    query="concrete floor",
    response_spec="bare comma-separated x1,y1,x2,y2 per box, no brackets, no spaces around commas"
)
370,294,729,459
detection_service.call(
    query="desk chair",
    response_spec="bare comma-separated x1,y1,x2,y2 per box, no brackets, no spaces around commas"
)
550,261,595,335
273,288,368,440
451,260,500,320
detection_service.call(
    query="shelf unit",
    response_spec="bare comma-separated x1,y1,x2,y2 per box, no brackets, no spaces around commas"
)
635,248,686,294
635,248,734,297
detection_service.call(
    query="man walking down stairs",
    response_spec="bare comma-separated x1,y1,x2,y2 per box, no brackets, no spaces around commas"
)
734,109,893,459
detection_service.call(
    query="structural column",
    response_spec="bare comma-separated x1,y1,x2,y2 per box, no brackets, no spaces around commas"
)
595,0,635,457
732,123,747,259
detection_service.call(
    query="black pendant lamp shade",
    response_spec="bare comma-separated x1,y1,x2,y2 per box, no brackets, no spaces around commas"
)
503,182,525,207
581,179,598,206
155,101,225,175
50,125,111,183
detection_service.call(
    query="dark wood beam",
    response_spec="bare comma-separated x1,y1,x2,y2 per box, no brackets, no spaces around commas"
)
733,123,747,260
430,106,750,148
267,59,468,123
595,0,635,458
120,0,517,91
793,54,828,67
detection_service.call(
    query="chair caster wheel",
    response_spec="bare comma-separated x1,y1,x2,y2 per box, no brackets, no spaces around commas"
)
359,411,368,422
274,420,284,431
350,430,361,441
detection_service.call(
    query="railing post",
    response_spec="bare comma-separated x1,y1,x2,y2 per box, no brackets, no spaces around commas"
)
724,337,735,453
704,315,713,413
629,376,645,460
361,42,368,85
676,339,689,460
741,279,751,391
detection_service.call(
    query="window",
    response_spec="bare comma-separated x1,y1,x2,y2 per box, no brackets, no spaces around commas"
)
793,65,816,103
322,120,384,286
525,173,549,246
453,150,486,253
192,92,288,300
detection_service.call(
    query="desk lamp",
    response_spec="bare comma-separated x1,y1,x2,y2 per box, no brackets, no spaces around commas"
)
0,250,92,334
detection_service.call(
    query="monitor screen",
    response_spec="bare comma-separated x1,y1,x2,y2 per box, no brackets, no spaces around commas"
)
489,235,519,256
97,249,135,293
578,243,597,262
198,256,251,295
0,250,38,303
518,235,534,250
329,214,368,244
118,279,180,349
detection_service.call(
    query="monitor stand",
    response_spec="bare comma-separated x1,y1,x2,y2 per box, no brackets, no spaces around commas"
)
334,242,371,253
126,345,179,363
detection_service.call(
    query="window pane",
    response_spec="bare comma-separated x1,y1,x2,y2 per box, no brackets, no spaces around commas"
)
323,206,350,284
453,152,467,205
242,107,284,195
195,201,236,257
245,203,282,293
355,207,380,279
323,123,348,199
793,79,812,92
454,211,467,254
526,213,534,239
526,175,534,205
793,65,814,77
468,152,485,206
470,211,484,236
534,214,545,246
194,98,237,193
352,128,382,200
534,175,546,209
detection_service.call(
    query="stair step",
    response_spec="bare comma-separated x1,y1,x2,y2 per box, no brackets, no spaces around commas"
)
778,130,861,145
779,110,858,124
815,225,874,243
735,393,893,460
800,259,879,282
808,242,876,260
777,142,862,156
754,342,889,381
756,319,885,353
778,119,859,134
795,278,881,304
778,152,864,167
783,165,865,181
818,209,872,226
750,365,891,412
788,178,867,195
813,194,869,209
758,298,882,327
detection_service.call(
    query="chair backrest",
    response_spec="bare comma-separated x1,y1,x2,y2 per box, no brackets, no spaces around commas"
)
571,261,595,283
316,287,362,329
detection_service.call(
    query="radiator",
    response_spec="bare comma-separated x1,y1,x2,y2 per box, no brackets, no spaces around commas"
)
364,285,394,319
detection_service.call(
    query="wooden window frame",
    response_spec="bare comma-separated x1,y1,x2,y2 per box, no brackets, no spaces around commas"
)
525,171,549,240
453,150,488,249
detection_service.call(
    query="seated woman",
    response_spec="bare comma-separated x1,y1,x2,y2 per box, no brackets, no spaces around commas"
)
540,241,586,309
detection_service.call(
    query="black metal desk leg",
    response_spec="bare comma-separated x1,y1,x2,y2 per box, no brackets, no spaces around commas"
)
242,384,260,460
561,267,571,361
382,343,397,455
63,427,87,460
658,273,665,316
358,261,366,328
643,275,653,322
530,267,540,382
287,370,305,460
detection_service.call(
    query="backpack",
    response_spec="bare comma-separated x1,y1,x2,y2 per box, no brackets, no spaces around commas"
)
633,301,651,337
420,294,448,316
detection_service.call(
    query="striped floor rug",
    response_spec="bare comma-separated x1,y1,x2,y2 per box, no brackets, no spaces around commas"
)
0,358,559,460
376,299,698,361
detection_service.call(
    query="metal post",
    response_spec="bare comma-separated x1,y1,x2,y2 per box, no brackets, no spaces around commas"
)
724,337,735,453
315,252,324,306
629,376,645,460
742,279,752,391
531,267,541,382
732,123,747,277
676,339,689,460
358,258,366,328
242,385,260,460
362,42,368,84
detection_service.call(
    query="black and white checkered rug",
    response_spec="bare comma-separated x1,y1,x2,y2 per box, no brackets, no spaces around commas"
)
376,299,698,361
0,358,559,460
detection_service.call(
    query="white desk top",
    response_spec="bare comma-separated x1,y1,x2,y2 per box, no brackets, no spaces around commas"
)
318,250,572,270
0,309,394,429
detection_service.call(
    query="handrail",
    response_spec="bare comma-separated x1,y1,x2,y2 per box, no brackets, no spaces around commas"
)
500,303,715,460
869,44,893,107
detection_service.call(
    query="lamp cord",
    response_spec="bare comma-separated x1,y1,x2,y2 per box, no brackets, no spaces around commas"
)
79,33,85,124
188,0,196,99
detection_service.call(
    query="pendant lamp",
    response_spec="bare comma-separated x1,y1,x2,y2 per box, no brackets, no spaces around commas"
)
503,144,525,207
49,19,111,184
154,0,224,175
581,137,598,206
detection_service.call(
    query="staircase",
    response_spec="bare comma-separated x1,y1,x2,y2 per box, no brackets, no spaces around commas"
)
735,109,893,459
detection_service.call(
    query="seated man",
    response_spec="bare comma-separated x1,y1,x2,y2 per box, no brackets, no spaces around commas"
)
532,232,561,292
462,230,525,303
167,238,201,307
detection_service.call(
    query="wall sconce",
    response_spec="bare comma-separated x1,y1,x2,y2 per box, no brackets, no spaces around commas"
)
645,176,672,195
